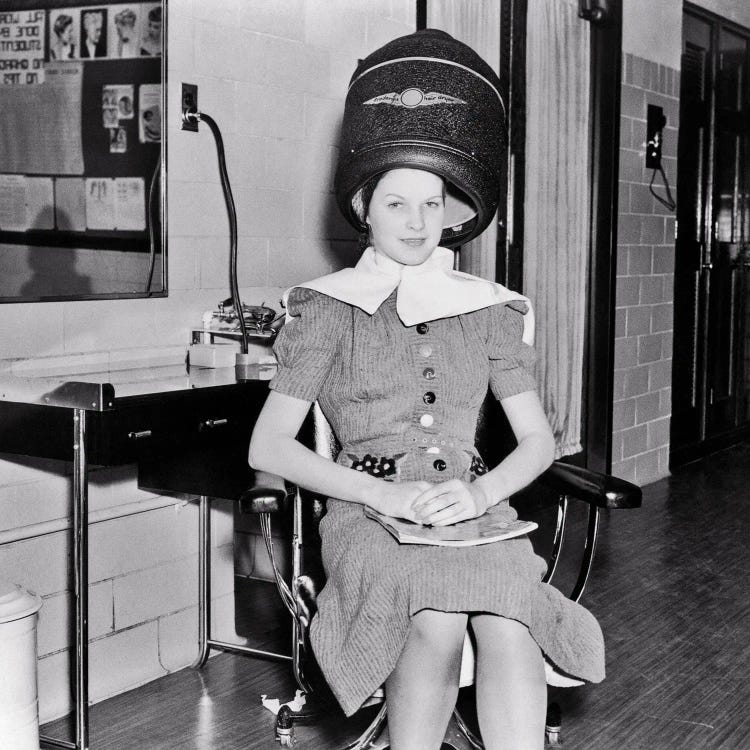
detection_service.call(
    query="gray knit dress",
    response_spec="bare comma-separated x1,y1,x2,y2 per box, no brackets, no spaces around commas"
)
270,287,605,717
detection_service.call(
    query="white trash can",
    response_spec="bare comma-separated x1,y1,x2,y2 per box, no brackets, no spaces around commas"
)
0,581,43,750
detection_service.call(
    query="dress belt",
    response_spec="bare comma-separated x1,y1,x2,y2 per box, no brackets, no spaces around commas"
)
338,437,477,456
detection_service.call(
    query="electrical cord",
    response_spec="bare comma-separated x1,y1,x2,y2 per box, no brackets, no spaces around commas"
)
145,156,161,294
188,110,250,355
649,163,676,212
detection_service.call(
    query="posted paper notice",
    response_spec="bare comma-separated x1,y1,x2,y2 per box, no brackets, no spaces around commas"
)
0,60,84,174
0,9,46,85
114,177,145,230
85,177,115,230
55,177,86,231
0,174,27,231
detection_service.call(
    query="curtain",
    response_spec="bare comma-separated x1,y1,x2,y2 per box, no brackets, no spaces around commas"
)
427,0,501,280
524,0,591,457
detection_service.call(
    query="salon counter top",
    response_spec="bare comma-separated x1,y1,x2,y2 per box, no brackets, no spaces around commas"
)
0,362,276,411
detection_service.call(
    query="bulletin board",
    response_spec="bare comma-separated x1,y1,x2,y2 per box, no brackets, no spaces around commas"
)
0,0,163,254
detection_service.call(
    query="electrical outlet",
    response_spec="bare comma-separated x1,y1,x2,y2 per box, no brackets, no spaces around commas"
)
181,83,198,131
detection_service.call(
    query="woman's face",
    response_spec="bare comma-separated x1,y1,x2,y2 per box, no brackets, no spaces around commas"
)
59,23,73,44
366,168,445,266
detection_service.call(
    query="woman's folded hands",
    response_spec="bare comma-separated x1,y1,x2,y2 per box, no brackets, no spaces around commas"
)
363,477,496,527
411,479,493,527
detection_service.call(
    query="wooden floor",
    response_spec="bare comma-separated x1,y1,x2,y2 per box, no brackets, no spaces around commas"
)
42,442,750,749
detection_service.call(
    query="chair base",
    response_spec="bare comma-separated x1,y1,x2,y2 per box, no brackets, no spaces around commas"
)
274,702,563,748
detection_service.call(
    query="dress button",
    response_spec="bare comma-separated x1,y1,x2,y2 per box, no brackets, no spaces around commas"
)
423,367,436,380
418,344,432,358
416,322,429,334
433,459,447,471
423,391,436,405
420,414,434,427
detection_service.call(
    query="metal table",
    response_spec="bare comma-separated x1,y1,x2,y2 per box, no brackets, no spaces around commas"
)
0,363,274,750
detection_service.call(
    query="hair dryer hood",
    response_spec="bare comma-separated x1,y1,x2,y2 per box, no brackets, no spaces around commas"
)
335,29,507,247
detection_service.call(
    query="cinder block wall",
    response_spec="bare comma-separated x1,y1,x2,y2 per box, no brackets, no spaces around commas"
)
610,53,679,485
0,0,414,724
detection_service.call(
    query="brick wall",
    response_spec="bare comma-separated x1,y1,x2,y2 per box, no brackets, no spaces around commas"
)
611,53,680,485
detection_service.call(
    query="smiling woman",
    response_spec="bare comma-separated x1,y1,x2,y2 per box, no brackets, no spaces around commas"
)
0,0,165,302
364,169,446,266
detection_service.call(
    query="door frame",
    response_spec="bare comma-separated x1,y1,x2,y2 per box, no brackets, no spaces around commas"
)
670,2,750,467
584,0,623,474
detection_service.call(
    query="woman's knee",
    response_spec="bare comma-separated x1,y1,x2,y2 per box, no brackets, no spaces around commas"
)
408,609,468,659
471,614,541,660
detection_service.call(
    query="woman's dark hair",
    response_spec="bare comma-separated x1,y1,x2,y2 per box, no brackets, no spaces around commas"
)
54,14,73,37
358,174,383,219
355,173,383,252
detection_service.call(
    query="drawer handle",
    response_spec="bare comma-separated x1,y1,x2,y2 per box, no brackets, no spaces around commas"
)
127,430,153,440
200,418,229,430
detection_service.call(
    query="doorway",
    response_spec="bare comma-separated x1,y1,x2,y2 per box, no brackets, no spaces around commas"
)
671,4,750,466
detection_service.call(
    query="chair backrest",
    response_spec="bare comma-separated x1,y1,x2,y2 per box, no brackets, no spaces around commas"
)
474,390,518,471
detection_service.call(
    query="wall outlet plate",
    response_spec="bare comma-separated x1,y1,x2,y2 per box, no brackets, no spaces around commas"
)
181,83,198,131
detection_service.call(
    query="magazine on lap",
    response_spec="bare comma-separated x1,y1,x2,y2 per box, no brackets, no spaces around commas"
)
365,505,538,547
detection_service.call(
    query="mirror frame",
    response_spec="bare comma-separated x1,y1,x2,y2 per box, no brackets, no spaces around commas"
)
0,0,167,303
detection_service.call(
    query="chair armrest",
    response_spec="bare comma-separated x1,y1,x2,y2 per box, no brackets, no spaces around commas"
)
539,461,642,510
238,470,289,514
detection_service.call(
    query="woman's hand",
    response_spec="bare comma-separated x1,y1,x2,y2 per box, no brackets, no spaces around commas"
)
364,480,433,523
411,480,493,526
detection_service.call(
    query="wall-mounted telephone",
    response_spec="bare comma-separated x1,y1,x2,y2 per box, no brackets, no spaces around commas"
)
646,104,667,169
646,103,676,210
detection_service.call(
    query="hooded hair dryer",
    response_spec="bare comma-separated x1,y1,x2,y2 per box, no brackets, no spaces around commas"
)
335,29,506,247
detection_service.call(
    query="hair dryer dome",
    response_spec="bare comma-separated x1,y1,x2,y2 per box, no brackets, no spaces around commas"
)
335,29,506,247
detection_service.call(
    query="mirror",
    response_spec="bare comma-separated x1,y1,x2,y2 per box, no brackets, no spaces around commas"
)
0,0,165,302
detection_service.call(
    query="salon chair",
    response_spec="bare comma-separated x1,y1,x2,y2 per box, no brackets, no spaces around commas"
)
240,395,641,748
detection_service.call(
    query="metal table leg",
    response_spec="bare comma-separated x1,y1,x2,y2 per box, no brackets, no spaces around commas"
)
41,407,89,750
193,495,292,667
194,495,211,668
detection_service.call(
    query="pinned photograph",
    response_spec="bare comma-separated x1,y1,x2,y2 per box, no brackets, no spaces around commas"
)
117,85,135,118
118,92,134,118
49,9,80,61
138,83,161,143
102,86,117,108
103,107,118,128
110,126,127,153
109,5,140,59
102,84,134,125
80,8,108,59
139,3,162,56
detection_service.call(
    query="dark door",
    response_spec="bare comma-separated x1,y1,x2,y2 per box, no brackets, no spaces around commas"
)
671,7,750,466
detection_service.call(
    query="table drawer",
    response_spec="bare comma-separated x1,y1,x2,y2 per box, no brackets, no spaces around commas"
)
90,384,266,465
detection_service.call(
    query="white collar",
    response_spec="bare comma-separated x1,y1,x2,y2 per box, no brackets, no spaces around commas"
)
284,246,534,344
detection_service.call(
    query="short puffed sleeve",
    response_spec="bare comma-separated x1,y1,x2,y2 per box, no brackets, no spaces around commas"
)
269,288,345,402
488,301,537,401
